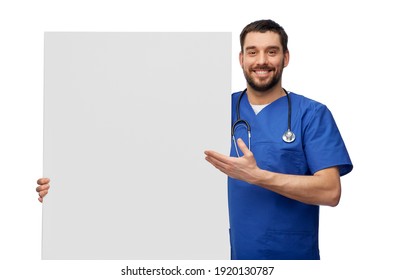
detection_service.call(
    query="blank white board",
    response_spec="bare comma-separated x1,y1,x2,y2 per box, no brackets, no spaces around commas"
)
42,32,231,259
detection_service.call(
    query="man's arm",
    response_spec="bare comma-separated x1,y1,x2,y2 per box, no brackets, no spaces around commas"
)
204,138,341,207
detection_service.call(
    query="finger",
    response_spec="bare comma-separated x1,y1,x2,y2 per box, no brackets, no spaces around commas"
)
36,184,50,192
237,138,253,156
37,178,50,185
38,197,43,203
205,155,230,173
204,150,232,164
39,190,48,198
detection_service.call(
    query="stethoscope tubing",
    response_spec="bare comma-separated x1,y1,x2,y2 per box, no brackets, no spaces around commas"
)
231,88,295,156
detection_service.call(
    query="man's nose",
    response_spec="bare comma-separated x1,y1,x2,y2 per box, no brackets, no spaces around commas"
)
256,53,268,65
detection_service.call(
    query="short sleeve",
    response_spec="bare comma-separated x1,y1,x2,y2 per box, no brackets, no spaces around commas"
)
303,104,353,176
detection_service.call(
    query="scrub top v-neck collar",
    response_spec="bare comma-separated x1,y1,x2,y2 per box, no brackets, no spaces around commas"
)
242,92,289,120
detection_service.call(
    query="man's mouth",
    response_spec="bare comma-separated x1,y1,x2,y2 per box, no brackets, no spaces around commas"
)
253,68,273,77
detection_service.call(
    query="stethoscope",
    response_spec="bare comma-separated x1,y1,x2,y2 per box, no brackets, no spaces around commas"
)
231,88,296,157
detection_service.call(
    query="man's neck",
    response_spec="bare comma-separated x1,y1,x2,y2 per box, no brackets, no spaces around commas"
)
246,84,285,105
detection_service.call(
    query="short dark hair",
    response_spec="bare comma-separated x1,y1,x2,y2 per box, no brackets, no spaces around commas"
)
240,19,288,53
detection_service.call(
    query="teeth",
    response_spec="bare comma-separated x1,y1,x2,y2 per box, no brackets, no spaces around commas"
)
255,70,269,74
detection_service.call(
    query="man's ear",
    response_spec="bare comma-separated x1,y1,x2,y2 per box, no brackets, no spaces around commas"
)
239,51,244,68
284,50,290,68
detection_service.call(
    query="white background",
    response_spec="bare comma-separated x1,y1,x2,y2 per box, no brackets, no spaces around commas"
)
0,0,393,279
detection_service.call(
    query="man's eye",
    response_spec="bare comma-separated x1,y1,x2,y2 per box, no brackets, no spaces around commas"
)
268,50,277,56
248,51,256,55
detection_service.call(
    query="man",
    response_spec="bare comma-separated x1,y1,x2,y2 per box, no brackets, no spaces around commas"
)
204,19,352,259
37,19,352,260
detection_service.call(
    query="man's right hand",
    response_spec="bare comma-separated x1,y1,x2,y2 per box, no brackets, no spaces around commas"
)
36,178,50,203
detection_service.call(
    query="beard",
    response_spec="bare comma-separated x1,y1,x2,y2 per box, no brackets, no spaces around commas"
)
243,62,284,92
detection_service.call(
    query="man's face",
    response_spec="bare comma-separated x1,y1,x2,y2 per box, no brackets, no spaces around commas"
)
239,31,289,92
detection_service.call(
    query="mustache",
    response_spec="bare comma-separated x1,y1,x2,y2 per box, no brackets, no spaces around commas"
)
251,65,274,71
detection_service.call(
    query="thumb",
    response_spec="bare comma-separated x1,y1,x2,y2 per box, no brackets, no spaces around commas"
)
237,138,252,156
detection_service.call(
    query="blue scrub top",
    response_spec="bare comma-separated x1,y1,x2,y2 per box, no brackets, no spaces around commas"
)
228,91,353,260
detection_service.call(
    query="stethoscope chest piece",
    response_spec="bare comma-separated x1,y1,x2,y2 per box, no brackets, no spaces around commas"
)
282,129,296,143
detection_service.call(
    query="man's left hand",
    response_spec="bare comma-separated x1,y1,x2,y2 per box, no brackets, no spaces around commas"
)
204,138,261,184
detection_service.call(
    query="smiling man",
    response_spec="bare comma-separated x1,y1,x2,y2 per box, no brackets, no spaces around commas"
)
36,19,353,260
205,19,353,260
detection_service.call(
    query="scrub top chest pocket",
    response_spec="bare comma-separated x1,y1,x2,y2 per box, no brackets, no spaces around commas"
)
253,141,309,175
